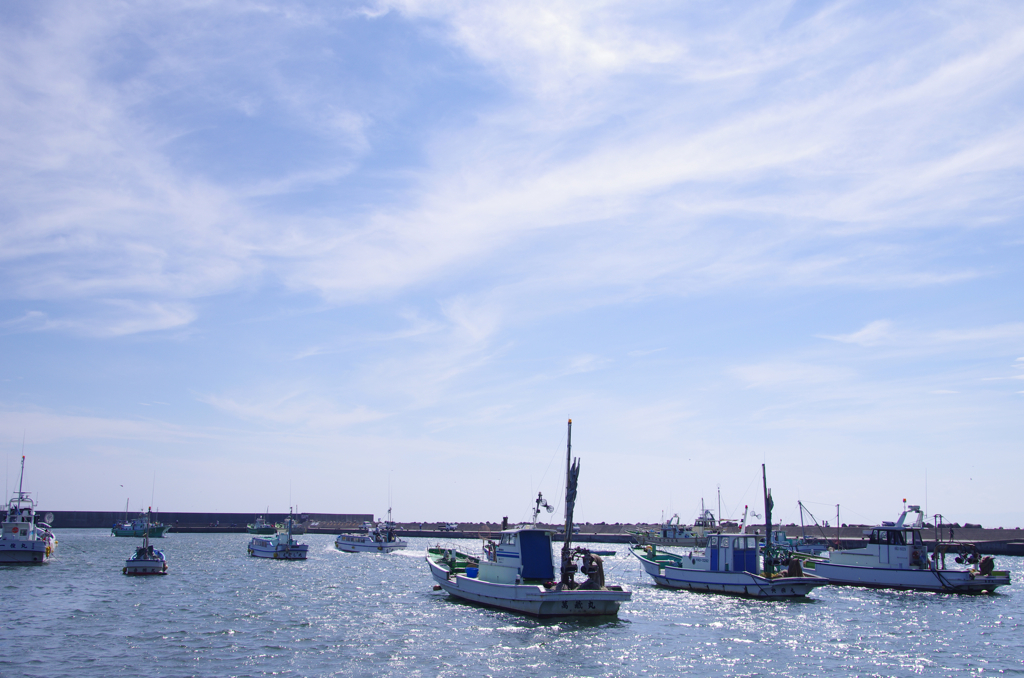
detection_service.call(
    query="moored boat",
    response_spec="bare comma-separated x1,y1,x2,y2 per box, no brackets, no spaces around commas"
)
247,515,276,535
427,419,631,617
112,505,170,538
1,456,57,565
631,507,718,547
807,504,1010,593
630,465,828,599
248,509,308,560
123,507,167,575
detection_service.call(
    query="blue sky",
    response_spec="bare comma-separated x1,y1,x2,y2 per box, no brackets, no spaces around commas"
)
1,1,1022,528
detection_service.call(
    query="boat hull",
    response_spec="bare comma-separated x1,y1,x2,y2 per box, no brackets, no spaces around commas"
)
0,540,52,564
124,558,168,575
427,557,629,617
811,561,1009,593
633,550,827,598
112,525,169,538
248,543,308,560
335,540,408,553
247,527,276,535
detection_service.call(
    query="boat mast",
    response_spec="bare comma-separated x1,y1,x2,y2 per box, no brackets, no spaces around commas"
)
17,455,25,499
836,504,840,549
799,501,807,541
563,419,573,549
762,463,774,577
560,418,581,587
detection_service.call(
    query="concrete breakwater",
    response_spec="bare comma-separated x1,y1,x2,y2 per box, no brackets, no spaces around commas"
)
44,510,373,530
43,511,1024,555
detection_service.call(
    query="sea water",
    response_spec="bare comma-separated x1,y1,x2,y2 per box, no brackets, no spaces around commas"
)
2,530,1022,677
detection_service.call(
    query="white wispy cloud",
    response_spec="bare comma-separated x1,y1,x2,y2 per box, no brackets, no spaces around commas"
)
728,362,855,389
199,391,388,431
820,320,1024,350
2,0,1022,340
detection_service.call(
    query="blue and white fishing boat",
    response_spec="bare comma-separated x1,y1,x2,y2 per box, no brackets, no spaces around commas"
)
427,420,631,617
123,507,168,575
631,465,828,599
807,504,1010,593
248,509,308,560
1,456,57,564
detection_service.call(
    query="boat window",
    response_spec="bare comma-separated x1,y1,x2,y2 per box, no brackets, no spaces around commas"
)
733,538,742,549
889,531,905,545
747,537,757,549
721,539,728,549
868,530,880,544
709,536,717,547
911,531,923,546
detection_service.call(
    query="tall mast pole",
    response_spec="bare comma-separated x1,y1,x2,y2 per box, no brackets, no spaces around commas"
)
17,455,25,498
563,419,573,549
836,504,840,549
762,463,773,577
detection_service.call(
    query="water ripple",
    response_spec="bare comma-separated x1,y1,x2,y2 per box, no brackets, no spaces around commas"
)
1,532,1022,677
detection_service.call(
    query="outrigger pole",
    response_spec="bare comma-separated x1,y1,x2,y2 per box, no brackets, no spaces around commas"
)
762,463,774,577
560,418,581,587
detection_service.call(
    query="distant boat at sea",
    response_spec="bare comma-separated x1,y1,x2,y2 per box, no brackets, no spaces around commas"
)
1,456,57,565
112,500,169,538
248,509,308,560
336,507,408,553
247,515,276,535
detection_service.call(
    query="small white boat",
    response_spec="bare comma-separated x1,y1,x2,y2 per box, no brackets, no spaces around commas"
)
335,508,407,553
248,509,308,560
123,508,167,576
427,420,632,617
631,465,828,599
1,456,57,565
808,505,1010,593
632,507,718,547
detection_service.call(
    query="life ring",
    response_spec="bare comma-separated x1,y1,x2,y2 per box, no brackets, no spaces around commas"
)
11,527,18,534
910,549,922,566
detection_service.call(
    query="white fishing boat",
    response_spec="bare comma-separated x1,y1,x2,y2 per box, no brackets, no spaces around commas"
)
248,509,308,560
807,504,1010,593
427,420,632,617
632,507,718,547
630,465,828,599
1,456,57,565
123,507,167,575
335,508,408,553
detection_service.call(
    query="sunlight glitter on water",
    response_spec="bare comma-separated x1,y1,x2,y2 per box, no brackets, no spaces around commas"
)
2,533,1023,676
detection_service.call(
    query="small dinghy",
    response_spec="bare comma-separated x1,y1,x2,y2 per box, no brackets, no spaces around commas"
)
123,508,167,575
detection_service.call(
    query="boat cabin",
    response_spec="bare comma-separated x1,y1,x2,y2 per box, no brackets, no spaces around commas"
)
480,528,556,584
707,534,761,574
830,506,929,569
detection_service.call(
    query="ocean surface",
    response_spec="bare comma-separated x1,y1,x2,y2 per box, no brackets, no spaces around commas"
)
2,530,1022,677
